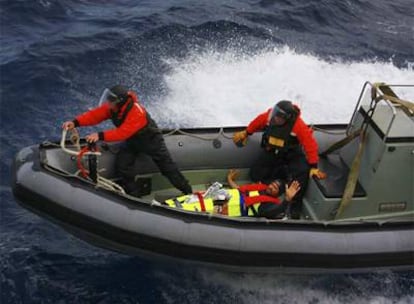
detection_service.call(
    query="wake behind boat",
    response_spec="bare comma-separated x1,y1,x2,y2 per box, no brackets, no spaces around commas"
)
11,82,414,272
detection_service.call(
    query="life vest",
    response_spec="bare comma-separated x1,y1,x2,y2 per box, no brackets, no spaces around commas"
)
110,92,158,138
110,92,145,127
111,99,133,127
164,186,281,217
261,110,299,154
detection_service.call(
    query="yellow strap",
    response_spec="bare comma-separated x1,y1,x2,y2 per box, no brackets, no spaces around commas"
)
320,129,361,158
335,131,367,218
373,82,414,114
381,94,414,114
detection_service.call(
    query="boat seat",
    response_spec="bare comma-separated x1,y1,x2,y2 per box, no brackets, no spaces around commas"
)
314,154,366,198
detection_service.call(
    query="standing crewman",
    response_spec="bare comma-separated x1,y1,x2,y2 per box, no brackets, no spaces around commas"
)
62,85,192,196
232,100,326,218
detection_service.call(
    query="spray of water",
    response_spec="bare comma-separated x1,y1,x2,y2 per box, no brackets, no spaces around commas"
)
150,47,414,128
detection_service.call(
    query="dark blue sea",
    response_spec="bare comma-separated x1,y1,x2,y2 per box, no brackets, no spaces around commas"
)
1,0,414,303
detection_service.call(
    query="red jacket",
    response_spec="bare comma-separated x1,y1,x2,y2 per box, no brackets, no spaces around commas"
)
74,92,148,142
238,183,281,206
246,108,319,165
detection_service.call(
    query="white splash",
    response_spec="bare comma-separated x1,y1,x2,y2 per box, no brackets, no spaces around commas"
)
149,47,414,127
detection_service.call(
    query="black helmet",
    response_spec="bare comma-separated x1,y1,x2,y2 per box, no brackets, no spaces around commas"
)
108,85,129,105
269,100,296,125
98,85,130,107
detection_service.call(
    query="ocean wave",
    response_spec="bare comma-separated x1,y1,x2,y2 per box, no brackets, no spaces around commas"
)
151,46,414,127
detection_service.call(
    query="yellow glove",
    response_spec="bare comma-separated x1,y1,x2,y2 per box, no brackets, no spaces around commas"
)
310,168,327,179
233,130,248,147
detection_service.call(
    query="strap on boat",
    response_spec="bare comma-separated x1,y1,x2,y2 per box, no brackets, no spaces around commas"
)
335,88,379,218
319,129,361,158
374,82,414,115
322,82,413,218
335,130,367,218
333,83,403,218
195,192,206,212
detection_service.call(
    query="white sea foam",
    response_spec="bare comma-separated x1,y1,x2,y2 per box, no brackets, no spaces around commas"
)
150,46,414,127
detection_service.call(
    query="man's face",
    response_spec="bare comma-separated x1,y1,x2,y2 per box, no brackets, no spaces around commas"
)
270,104,290,126
272,115,287,126
266,181,280,197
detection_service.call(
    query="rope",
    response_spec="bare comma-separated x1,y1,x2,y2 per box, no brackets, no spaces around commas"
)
77,146,91,178
163,127,234,140
96,176,126,194
55,129,126,193
44,163,126,194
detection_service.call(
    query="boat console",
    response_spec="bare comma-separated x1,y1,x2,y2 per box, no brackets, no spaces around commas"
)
304,82,414,220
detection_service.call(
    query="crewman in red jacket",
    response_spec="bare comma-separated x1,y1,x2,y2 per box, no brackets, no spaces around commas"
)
232,100,326,219
62,85,192,196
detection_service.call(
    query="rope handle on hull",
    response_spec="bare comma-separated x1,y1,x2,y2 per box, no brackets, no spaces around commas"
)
61,129,101,156
60,129,125,194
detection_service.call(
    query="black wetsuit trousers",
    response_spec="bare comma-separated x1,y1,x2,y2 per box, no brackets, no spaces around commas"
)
116,130,192,195
249,147,310,218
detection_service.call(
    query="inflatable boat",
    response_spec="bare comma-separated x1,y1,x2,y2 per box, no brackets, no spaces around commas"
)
12,82,414,272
